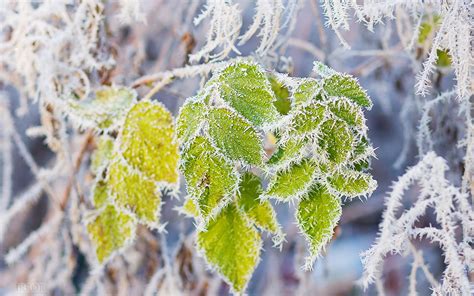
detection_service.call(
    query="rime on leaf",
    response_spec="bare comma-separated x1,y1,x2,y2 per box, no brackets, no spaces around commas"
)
181,197,199,217
266,159,317,200
91,136,114,175
237,172,279,233
87,205,135,263
108,160,161,225
293,78,320,107
208,108,263,165
328,98,364,128
176,99,206,144
68,86,136,129
297,185,341,269
268,137,307,166
318,119,353,165
328,169,376,197
216,61,279,126
181,136,237,218
322,74,372,109
197,204,261,293
290,103,326,135
121,101,179,185
268,75,291,115
92,179,109,208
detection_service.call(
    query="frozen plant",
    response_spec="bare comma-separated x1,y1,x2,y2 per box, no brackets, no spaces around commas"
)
361,152,473,295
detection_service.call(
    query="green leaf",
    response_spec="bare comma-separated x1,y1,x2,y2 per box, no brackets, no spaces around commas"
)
268,137,307,167
322,74,372,109
293,78,320,107
197,204,261,293
327,169,376,197
237,172,279,233
216,61,279,126
108,160,161,225
181,197,199,217
92,179,109,208
87,205,135,263
418,21,433,44
349,137,373,171
328,98,364,128
121,101,179,185
297,184,341,270
319,119,353,165
290,102,326,135
266,159,317,200
176,99,206,143
208,108,263,165
91,136,114,175
268,75,291,115
181,136,238,218
436,49,452,67
68,86,136,129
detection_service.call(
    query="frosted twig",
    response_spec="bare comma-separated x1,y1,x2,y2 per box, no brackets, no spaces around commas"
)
132,60,233,88
5,213,63,265
287,38,325,61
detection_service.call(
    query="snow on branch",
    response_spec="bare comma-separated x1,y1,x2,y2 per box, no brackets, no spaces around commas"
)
361,152,473,295
191,0,303,62
0,0,113,114
320,0,473,99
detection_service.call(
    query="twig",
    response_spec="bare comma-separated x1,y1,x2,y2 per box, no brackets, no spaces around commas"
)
142,75,174,101
287,38,325,61
131,60,233,88
60,130,94,210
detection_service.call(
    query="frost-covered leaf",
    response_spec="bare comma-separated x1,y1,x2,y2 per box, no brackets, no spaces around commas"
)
268,75,291,115
436,49,452,67
108,160,161,225
197,204,261,293
92,179,109,208
121,101,179,185
266,159,317,200
181,197,199,217
181,136,237,218
176,99,206,144
327,169,376,197
328,98,364,128
208,108,263,165
322,74,372,109
216,61,279,126
418,21,433,44
87,205,135,263
318,119,353,165
290,102,326,135
297,184,341,269
268,137,307,167
91,136,114,175
237,172,279,233
350,137,373,171
418,15,441,44
293,78,320,107
68,86,136,129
